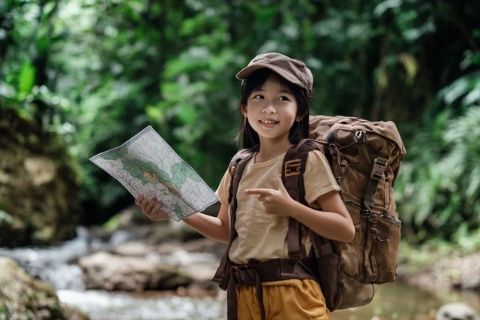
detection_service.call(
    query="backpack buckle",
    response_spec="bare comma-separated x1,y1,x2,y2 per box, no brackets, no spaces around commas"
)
229,165,237,177
284,159,302,176
370,157,387,181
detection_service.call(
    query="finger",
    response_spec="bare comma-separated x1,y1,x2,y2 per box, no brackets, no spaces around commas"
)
154,200,163,211
245,188,274,196
145,199,156,214
151,201,162,215
258,195,272,202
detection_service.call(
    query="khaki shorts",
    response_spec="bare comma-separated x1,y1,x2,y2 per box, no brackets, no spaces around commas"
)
236,279,330,320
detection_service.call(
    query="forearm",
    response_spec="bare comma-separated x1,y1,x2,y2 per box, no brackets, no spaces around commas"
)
289,201,355,243
183,212,229,244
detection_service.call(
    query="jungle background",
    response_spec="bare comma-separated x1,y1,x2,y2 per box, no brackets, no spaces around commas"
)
0,0,479,319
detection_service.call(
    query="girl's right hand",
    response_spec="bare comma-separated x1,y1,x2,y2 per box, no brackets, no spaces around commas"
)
135,195,170,221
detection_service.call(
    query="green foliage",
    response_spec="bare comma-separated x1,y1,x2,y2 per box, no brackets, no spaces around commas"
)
1,0,480,242
396,56,480,246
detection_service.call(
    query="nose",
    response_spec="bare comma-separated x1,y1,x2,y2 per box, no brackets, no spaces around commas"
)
262,102,276,114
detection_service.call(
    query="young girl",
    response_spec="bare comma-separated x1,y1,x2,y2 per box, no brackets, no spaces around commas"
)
136,52,355,320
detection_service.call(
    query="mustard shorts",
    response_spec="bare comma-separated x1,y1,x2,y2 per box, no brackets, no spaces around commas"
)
236,279,330,320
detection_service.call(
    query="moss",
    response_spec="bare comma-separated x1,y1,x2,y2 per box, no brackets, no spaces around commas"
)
0,258,71,319
0,107,81,247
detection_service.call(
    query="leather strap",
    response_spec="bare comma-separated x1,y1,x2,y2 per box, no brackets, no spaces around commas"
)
282,139,324,259
363,156,388,213
225,151,255,320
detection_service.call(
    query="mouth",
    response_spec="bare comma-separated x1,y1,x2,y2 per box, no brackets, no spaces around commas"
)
259,119,279,125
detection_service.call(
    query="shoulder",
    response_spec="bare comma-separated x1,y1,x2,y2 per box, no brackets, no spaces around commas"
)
228,148,255,172
231,148,255,162
295,139,324,155
306,149,329,164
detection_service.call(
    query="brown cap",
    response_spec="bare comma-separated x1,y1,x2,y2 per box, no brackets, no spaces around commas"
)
236,52,313,95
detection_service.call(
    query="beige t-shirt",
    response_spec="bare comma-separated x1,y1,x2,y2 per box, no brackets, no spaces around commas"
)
216,149,340,264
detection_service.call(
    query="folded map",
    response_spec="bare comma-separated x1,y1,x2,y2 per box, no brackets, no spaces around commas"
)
90,126,218,221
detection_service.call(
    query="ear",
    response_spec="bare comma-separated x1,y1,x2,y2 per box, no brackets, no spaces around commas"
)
241,104,248,117
296,115,304,122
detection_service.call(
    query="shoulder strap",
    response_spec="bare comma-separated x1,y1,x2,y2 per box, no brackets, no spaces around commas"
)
227,149,255,245
282,139,323,258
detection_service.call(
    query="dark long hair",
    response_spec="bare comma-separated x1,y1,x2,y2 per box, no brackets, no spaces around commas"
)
237,68,311,149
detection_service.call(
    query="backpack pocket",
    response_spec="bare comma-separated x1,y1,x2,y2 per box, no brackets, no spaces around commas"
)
363,208,401,283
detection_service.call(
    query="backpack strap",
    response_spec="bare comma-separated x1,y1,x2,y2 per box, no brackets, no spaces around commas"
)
282,139,324,258
363,155,388,213
212,149,255,290
227,149,255,244
214,149,255,320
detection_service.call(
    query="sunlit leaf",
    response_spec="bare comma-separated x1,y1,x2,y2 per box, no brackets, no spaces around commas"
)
18,61,36,96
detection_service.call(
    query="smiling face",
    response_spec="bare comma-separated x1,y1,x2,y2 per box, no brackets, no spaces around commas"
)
242,74,299,145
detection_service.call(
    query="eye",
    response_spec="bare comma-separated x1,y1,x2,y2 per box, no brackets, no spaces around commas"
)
278,95,291,101
251,94,264,100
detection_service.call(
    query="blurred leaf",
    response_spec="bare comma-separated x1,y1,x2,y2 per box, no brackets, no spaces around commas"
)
18,61,36,97
399,53,418,84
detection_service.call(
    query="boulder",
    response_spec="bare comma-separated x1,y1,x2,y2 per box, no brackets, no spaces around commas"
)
78,241,219,292
0,108,80,246
436,302,479,320
78,250,191,291
398,251,480,293
0,257,88,320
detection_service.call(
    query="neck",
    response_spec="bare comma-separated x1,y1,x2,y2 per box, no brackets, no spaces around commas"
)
256,138,292,162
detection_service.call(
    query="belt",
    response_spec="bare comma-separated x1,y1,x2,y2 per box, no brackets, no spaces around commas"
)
224,258,315,320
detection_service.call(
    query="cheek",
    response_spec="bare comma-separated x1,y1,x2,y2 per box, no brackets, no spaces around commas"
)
288,107,299,121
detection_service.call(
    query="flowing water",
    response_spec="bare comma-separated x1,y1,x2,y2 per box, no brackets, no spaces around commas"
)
1,228,479,320
55,282,453,320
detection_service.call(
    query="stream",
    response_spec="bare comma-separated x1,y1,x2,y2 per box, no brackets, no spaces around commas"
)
1,227,479,320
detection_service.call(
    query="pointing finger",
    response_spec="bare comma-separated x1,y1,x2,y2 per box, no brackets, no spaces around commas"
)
245,188,274,196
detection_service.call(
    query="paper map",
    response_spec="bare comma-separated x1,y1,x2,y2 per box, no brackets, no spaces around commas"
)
90,126,218,221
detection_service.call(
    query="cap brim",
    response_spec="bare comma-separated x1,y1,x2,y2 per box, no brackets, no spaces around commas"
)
236,64,305,90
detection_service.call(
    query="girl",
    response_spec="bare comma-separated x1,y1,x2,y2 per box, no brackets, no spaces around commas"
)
136,52,355,320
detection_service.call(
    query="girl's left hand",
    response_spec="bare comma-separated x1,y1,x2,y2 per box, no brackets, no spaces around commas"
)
245,177,296,217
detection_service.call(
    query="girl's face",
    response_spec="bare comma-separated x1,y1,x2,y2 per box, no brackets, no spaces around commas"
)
243,75,299,145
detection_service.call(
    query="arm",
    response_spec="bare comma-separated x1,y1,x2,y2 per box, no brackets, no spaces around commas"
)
289,190,355,243
183,203,230,243
135,195,230,244
245,177,355,243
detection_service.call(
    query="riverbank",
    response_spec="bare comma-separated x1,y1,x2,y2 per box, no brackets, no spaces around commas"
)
1,207,479,319
397,241,480,311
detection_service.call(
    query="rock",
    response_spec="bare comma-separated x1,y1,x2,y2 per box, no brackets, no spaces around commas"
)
78,250,191,291
436,302,479,320
113,241,151,256
61,304,90,320
0,107,80,247
78,241,220,292
0,257,89,319
398,251,480,293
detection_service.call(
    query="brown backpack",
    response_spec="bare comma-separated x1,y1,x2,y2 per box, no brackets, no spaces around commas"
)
213,115,406,317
